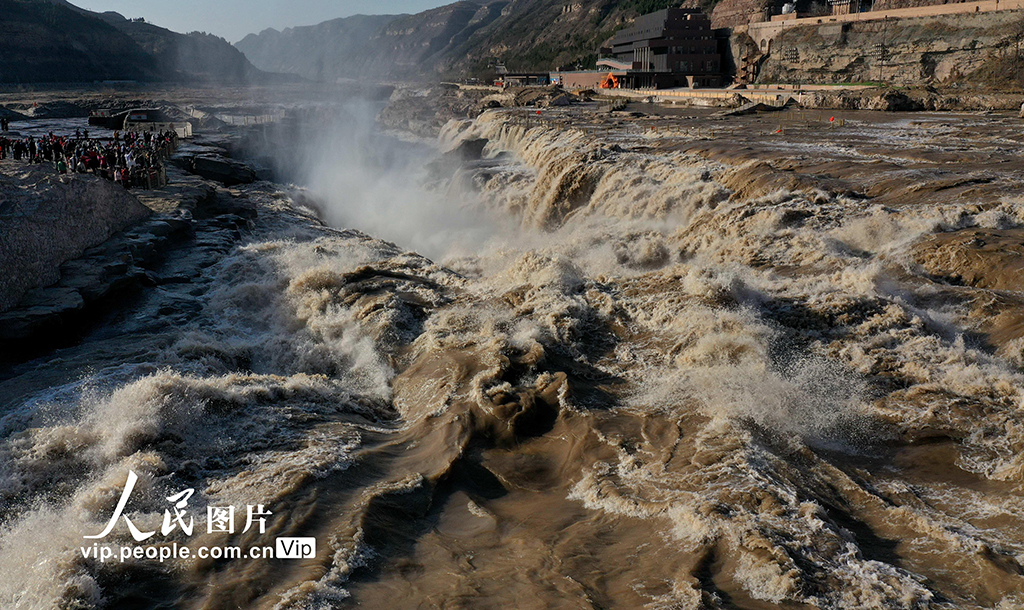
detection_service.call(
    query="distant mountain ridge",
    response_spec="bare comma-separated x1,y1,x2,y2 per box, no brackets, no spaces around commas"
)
234,0,718,82
236,15,400,82
0,0,281,83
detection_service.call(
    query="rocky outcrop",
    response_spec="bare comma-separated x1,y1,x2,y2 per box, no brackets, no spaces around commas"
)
711,0,775,29
167,138,261,186
0,168,151,312
0,107,30,122
756,11,1024,87
804,87,1024,110
512,86,573,107
173,154,258,186
377,87,493,138
376,85,580,138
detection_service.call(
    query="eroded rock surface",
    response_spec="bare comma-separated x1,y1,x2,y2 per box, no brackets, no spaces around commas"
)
0,168,151,312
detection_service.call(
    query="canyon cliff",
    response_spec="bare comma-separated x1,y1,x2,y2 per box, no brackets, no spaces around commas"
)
0,0,276,84
755,11,1024,88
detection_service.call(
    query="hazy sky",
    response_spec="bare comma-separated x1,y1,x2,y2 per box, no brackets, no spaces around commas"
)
73,0,451,43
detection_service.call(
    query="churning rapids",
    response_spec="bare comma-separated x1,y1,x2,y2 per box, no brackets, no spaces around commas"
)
2,100,1024,610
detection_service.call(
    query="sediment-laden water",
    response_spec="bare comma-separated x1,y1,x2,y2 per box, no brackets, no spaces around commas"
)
2,102,1023,610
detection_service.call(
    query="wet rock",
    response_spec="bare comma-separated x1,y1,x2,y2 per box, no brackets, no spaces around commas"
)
479,92,516,109
0,307,63,341
449,138,489,162
134,218,187,238
866,90,924,112
0,287,84,341
19,286,85,311
0,106,30,121
155,273,194,285
714,101,781,118
157,295,203,318
548,93,571,107
426,138,493,180
188,155,257,186
506,86,576,108
200,191,258,221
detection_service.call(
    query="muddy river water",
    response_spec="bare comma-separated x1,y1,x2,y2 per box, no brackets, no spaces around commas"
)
1,102,1023,609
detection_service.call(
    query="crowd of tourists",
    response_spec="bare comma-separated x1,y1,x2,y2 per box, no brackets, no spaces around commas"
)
0,128,179,189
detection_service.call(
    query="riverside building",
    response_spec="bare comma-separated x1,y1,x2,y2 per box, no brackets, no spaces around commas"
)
596,8,722,89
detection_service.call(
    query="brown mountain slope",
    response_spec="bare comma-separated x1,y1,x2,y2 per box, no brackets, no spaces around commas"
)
236,0,729,81
112,19,267,83
0,0,279,84
0,0,161,83
235,15,400,82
